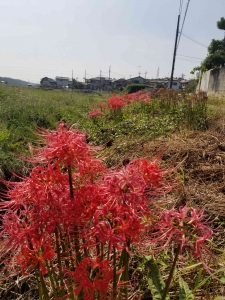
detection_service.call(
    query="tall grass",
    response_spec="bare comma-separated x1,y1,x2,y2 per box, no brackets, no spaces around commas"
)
0,86,106,178
0,85,208,178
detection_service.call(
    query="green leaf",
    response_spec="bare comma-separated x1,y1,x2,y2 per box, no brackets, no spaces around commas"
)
145,256,170,300
179,276,195,300
220,276,225,284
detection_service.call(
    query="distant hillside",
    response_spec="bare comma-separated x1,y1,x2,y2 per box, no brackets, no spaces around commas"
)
0,77,34,86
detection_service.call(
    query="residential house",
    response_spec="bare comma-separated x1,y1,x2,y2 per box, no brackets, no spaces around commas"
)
167,79,182,90
111,78,127,89
127,76,146,85
180,80,190,89
85,77,112,90
147,79,168,89
40,77,57,88
55,76,70,88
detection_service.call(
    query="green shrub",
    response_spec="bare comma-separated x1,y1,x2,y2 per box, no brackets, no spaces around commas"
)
123,84,151,94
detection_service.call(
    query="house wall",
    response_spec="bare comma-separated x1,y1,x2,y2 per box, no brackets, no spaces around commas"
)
131,77,145,84
197,67,225,95
56,78,69,87
167,81,181,90
89,80,101,90
89,80,111,90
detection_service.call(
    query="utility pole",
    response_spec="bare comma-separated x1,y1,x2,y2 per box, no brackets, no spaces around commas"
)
100,70,102,90
84,70,86,83
109,66,111,80
72,70,73,90
170,14,180,88
145,72,147,79
157,67,159,78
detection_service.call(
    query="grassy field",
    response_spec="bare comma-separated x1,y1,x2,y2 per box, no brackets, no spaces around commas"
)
0,85,208,178
1,85,225,299
0,86,107,179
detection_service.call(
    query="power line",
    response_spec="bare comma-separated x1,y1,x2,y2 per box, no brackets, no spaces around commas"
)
177,57,201,63
179,0,184,15
181,33,208,48
177,54,203,60
177,0,190,49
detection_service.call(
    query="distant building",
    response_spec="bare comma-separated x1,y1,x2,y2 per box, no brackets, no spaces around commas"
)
147,79,168,89
180,80,190,89
40,77,57,88
167,79,182,90
85,77,112,90
112,78,127,89
127,76,146,85
55,76,70,88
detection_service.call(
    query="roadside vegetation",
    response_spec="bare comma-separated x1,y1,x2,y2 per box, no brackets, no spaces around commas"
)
1,84,225,299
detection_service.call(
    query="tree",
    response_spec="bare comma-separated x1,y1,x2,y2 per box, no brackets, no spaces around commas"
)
72,79,84,89
191,18,225,74
217,17,225,31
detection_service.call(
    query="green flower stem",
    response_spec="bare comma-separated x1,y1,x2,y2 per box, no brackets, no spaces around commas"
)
161,243,181,300
68,165,74,199
113,246,117,299
74,226,82,265
39,267,50,300
46,263,58,298
55,228,66,296
121,249,129,299
35,269,42,300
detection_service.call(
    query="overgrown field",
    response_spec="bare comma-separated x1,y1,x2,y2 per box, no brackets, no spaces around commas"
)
0,85,207,178
1,85,225,299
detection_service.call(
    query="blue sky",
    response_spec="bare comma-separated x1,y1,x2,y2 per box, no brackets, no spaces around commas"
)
0,0,224,83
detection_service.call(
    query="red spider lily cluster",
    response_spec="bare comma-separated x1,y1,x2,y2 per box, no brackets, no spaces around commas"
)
0,123,213,299
153,205,213,266
88,90,151,118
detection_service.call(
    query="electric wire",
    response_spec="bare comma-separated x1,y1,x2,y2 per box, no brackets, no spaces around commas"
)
177,54,203,60
177,0,191,49
179,0,184,15
177,57,201,63
181,33,208,48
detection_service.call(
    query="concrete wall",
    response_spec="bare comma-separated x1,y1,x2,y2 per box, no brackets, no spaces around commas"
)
197,70,211,92
197,66,225,95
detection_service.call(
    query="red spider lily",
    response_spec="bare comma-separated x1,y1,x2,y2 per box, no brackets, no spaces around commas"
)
128,158,173,195
153,204,213,265
17,242,54,275
0,122,186,299
89,108,103,118
107,95,126,110
89,196,147,251
29,123,96,167
74,257,113,300
98,102,107,110
103,167,146,197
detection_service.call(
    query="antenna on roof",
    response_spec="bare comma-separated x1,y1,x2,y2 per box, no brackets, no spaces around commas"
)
137,66,141,76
